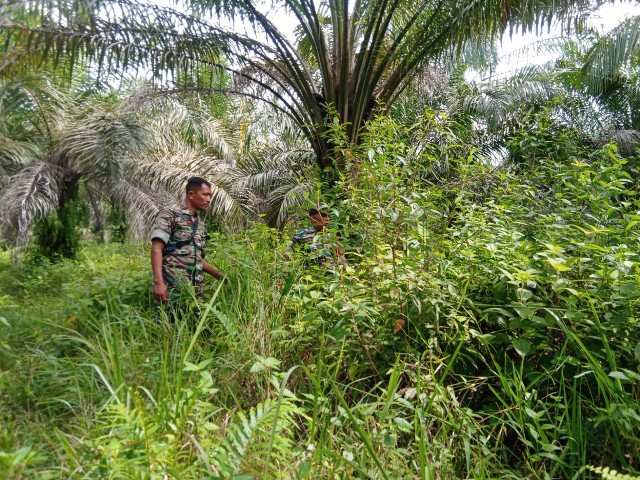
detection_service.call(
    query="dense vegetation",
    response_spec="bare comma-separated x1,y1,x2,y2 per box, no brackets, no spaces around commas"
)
1,110,639,478
2,0,640,479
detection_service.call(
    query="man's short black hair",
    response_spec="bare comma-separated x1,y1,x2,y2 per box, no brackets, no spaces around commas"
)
186,176,211,193
309,203,330,216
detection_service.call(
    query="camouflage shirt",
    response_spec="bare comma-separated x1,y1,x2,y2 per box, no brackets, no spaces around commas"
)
150,204,207,295
285,227,344,266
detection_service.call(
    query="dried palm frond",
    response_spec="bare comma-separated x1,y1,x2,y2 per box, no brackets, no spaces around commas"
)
110,178,172,240
0,134,39,174
235,143,316,227
60,112,149,182
130,89,238,164
0,161,63,245
601,128,640,155
128,149,243,227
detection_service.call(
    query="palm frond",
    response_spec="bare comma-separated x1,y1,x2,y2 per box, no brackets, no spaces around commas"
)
461,70,560,131
582,15,640,95
128,150,243,226
233,140,316,226
601,128,640,155
109,178,171,240
210,398,300,477
0,161,63,246
3,0,613,172
478,35,589,82
0,76,71,151
269,180,315,228
136,91,237,163
0,134,40,175
59,110,149,182
1,0,226,80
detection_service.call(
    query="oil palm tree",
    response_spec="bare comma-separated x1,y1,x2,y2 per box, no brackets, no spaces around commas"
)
0,74,255,255
1,0,618,175
234,113,317,228
458,13,640,159
555,14,640,153
0,75,150,256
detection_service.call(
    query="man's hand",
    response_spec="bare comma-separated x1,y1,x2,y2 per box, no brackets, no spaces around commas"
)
154,280,168,303
203,260,228,284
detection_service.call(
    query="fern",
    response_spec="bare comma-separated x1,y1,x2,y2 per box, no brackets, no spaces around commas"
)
588,466,640,480
210,398,300,478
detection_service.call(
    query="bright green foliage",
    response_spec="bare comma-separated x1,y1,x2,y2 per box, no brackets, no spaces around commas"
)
589,465,640,480
290,110,640,476
0,110,639,478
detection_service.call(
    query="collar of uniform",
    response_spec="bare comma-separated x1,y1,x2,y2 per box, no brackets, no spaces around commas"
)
179,202,199,218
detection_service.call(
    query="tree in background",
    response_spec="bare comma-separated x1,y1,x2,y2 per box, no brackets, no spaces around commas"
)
0,73,317,256
0,0,618,177
0,76,149,258
453,13,640,164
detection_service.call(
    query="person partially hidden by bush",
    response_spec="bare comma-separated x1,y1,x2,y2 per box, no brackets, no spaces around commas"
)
282,203,347,268
150,177,226,305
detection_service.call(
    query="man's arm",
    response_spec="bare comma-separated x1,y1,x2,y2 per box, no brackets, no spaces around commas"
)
151,239,168,302
203,260,227,282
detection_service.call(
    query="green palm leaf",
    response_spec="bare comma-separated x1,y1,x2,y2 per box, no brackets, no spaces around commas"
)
2,0,617,173
582,15,640,95
210,398,300,477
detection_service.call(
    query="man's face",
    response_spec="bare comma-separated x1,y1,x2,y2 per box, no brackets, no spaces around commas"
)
188,184,212,211
310,212,329,231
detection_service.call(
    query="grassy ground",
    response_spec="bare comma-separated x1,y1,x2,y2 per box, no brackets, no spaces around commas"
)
2,139,640,478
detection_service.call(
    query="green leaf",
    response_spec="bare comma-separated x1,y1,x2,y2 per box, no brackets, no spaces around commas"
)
608,371,630,381
250,362,265,373
525,407,541,419
548,258,571,272
183,361,199,372
516,288,534,300
512,339,532,357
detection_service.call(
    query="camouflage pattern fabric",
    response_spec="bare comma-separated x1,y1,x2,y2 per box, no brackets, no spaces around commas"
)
150,204,207,296
286,227,343,266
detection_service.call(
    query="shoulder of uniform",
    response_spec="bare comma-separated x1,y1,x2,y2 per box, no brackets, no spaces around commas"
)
156,204,182,216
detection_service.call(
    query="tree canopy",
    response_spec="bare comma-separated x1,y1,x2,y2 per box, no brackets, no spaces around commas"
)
1,0,622,172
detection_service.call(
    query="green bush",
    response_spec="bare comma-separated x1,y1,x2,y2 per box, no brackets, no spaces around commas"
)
0,111,638,479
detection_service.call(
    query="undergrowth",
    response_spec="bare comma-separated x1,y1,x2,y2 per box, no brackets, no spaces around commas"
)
0,113,638,479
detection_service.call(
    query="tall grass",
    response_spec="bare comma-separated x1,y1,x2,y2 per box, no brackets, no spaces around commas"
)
1,117,639,478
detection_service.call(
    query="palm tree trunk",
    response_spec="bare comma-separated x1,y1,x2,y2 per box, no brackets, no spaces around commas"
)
33,170,83,259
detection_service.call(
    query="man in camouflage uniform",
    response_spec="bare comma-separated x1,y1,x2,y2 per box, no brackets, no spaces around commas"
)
283,203,347,267
150,177,226,304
